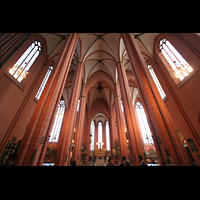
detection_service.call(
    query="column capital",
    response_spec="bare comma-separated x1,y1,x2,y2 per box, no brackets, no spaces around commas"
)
115,60,123,65
80,95,87,99
78,61,85,66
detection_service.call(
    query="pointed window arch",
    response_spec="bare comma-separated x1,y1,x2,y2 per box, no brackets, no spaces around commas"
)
136,102,154,144
49,100,65,142
98,122,102,148
147,65,166,99
121,100,124,112
35,66,53,100
9,41,41,82
90,120,95,150
159,38,193,81
106,121,110,150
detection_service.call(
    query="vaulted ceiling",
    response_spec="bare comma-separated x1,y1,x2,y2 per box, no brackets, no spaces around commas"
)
38,33,162,120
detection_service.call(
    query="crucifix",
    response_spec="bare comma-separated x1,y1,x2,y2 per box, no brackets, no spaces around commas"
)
96,142,104,150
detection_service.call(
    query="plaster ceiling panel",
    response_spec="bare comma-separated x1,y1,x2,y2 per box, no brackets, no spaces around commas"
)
124,62,133,72
84,59,98,82
79,33,97,61
103,33,121,60
47,39,66,61
139,33,159,57
120,38,126,61
75,38,81,61
103,59,115,80
135,38,152,59
132,87,139,105
103,87,111,104
129,85,133,98
39,33,62,58
95,63,113,79
85,50,112,61
84,38,116,61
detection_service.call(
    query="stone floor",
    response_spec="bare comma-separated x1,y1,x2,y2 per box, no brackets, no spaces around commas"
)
79,158,120,166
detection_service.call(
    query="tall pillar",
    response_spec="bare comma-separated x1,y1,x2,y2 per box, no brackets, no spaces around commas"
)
15,33,78,166
72,86,87,165
113,83,129,159
122,33,191,166
116,61,144,165
85,118,91,164
55,61,85,166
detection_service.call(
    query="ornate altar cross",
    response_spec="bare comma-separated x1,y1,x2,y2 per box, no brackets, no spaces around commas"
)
96,141,104,150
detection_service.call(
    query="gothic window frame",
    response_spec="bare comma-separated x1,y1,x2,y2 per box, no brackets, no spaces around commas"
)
35,65,53,100
159,38,193,82
98,121,103,148
147,64,166,100
106,121,110,150
135,101,154,145
9,40,42,83
49,99,65,143
90,120,95,151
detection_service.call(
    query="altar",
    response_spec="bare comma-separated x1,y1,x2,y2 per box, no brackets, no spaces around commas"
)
94,148,106,157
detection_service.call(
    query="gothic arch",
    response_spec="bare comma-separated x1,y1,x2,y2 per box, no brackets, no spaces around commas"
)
85,70,115,96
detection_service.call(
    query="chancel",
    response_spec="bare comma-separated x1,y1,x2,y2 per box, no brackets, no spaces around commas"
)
0,33,200,166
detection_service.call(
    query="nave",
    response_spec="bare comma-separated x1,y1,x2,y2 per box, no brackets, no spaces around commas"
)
0,33,200,166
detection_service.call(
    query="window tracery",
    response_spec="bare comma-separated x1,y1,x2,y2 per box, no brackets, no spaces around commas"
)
49,100,65,142
9,41,41,82
159,38,193,81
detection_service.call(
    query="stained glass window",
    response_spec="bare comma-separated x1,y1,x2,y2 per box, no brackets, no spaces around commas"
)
159,38,193,81
49,100,65,142
148,65,166,99
9,41,41,82
136,102,154,144
35,66,53,100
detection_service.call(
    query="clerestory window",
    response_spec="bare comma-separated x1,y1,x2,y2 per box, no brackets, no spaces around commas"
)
106,121,110,150
9,41,41,82
148,65,166,99
49,100,65,142
159,38,193,81
35,66,53,100
136,102,154,144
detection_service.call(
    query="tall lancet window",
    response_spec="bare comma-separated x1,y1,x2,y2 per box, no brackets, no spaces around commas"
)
77,99,80,112
159,38,193,81
147,65,166,99
136,102,154,144
98,122,103,148
106,121,110,150
35,66,53,100
121,101,124,112
49,100,65,142
9,41,41,82
90,120,95,150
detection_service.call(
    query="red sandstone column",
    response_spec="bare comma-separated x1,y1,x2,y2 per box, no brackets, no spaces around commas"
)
72,87,87,165
85,118,91,164
116,61,144,165
122,33,191,166
15,33,78,166
109,117,116,162
55,62,85,166
113,83,129,159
